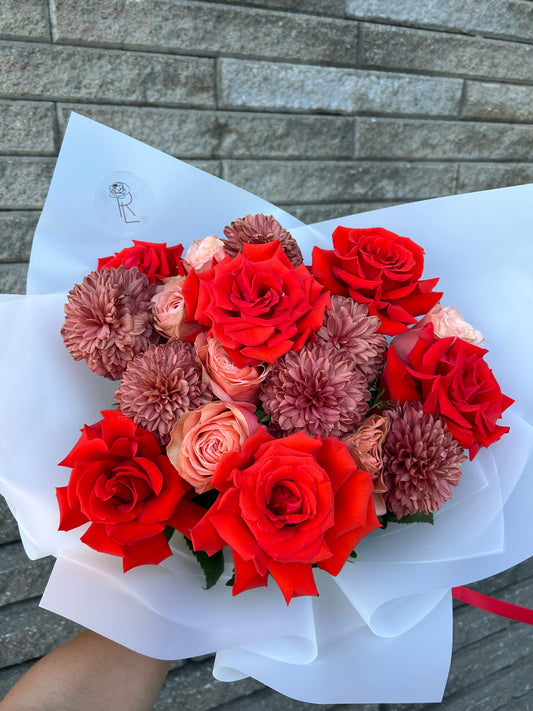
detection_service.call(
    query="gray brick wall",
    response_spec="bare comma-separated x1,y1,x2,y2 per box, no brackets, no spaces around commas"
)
1,1,532,709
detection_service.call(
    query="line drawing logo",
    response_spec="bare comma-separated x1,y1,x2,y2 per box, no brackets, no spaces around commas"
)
109,181,140,224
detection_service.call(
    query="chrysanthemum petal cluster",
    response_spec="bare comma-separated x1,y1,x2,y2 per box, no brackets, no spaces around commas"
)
115,339,213,446
317,296,387,382
260,341,370,438
61,265,159,380
223,213,303,267
382,402,466,518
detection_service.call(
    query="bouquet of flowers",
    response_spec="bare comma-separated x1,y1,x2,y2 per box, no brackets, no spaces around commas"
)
0,114,531,704
56,211,512,606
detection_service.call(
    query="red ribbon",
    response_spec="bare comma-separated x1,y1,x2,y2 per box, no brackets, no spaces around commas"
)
452,586,533,625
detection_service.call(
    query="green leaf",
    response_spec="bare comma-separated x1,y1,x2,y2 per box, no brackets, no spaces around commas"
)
349,550,358,559
380,511,434,526
183,536,225,590
255,407,271,425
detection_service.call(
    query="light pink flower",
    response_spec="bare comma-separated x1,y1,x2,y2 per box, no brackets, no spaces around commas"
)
195,333,270,404
183,235,226,273
422,304,484,345
344,415,390,516
167,401,259,494
152,275,201,340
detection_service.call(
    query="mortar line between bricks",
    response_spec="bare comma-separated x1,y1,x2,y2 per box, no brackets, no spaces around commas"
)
493,688,533,711
343,16,533,46
188,0,346,20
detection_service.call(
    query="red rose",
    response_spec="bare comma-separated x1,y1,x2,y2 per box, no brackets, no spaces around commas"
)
56,410,191,571
183,427,380,604
382,323,513,459
98,240,185,283
183,241,330,367
312,227,442,335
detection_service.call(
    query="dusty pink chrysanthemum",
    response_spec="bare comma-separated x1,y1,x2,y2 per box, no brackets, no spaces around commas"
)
115,339,213,446
223,213,303,267
382,402,466,518
259,341,370,438
317,296,387,382
61,265,159,381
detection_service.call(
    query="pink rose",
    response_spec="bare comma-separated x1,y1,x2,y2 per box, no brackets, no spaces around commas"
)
167,401,259,494
183,235,226,273
344,415,389,515
421,304,484,345
152,276,202,341
195,333,270,404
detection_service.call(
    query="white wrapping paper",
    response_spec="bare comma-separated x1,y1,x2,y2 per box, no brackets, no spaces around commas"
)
1,114,532,703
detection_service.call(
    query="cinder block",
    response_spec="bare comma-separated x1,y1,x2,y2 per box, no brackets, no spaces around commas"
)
0,0,49,41
218,59,463,116
0,212,39,261
154,658,263,711
356,118,533,160
462,81,533,122
0,498,20,545
458,163,533,193
195,0,345,16
0,599,81,667
346,0,533,42
0,263,28,294
0,102,55,154
0,543,54,606
57,104,354,159
50,0,357,66
223,160,457,203
0,42,215,108
0,158,55,209
359,23,533,82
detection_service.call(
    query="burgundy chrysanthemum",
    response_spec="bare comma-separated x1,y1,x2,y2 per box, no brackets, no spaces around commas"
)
317,296,387,383
61,266,159,381
115,339,213,447
259,341,370,438
223,213,303,267
382,402,466,518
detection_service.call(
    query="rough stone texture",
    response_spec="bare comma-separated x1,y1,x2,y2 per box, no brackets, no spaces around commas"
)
0,263,28,294
0,499,20,545
0,212,38,261
359,22,533,82
346,0,533,41
0,599,81,667
0,157,55,209
219,59,464,116
356,118,533,160
195,0,346,16
458,162,533,193
50,0,357,66
0,543,54,606
462,80,533,122
0,101,56,154
0,0,50,41
223,160,457,203
0,42,215,107
57,104,354,159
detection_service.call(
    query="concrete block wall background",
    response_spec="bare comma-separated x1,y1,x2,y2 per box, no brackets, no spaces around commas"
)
1,1,532,708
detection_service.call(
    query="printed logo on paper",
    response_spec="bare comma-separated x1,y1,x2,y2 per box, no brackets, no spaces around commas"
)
95,171,155,236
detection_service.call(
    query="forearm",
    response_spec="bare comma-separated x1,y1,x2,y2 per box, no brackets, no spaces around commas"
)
0,629,170,711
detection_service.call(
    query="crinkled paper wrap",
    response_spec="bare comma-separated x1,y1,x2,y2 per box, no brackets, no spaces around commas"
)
0,114,532,704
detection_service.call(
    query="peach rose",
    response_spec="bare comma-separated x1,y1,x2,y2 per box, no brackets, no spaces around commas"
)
152,275,201,340
195,332,270,404
167,401,259,494
344,414,390,515
183,235,226,273
422,304,484,345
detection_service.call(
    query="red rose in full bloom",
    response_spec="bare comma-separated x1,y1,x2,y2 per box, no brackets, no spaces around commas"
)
382,323,513,459
98,240,185,283
181,427,380,604
182,241,331,367
56,409,192,571
312,227,442,335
